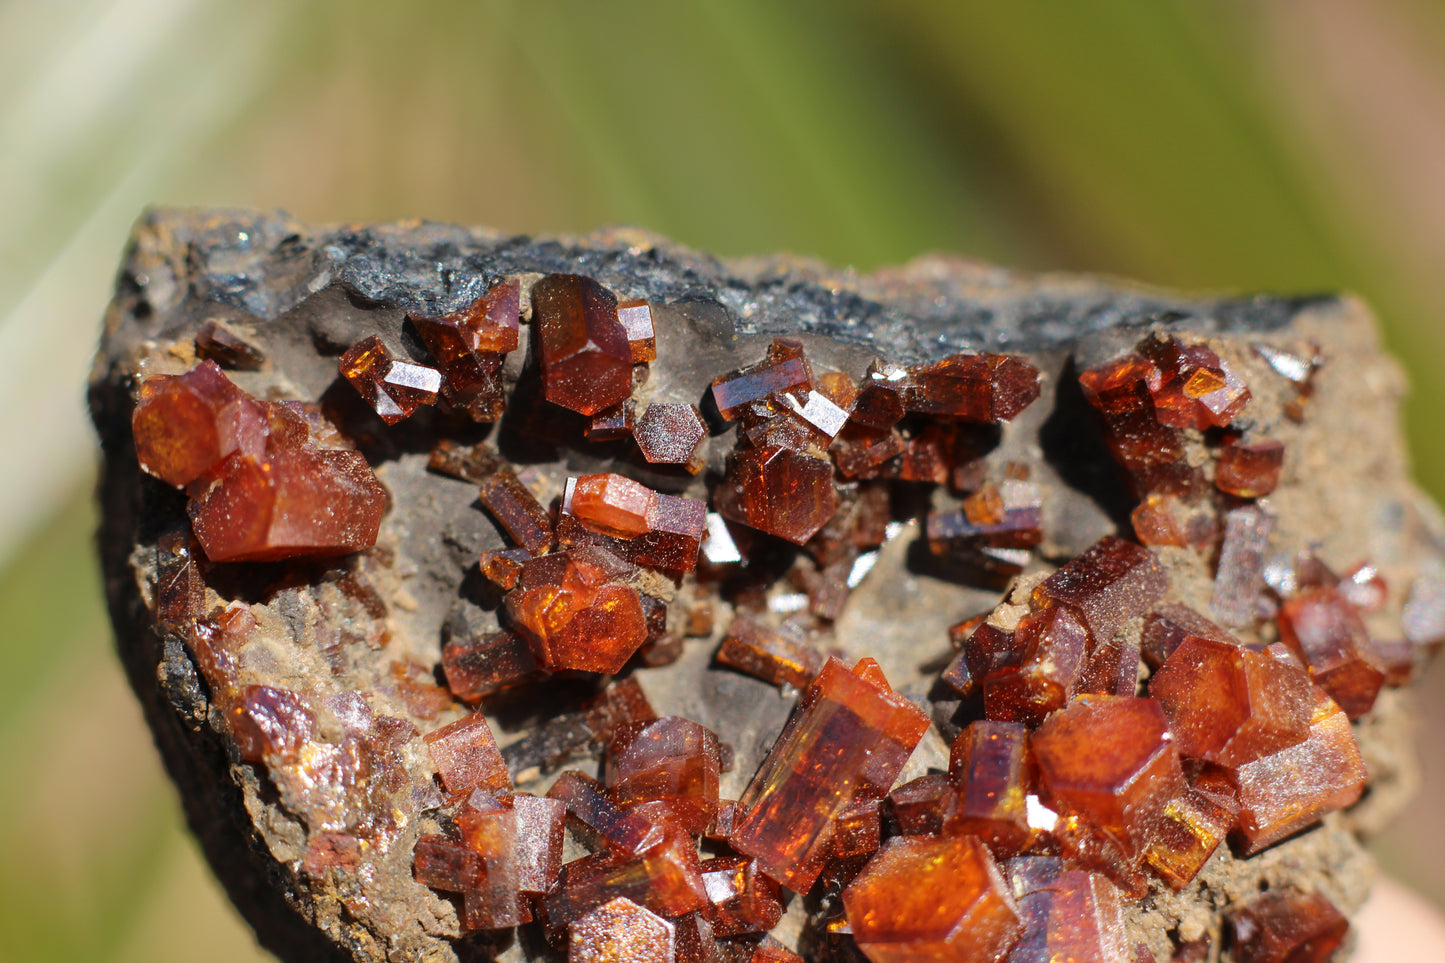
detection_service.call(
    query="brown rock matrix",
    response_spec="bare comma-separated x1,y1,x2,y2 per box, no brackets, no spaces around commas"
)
90,211,1445,962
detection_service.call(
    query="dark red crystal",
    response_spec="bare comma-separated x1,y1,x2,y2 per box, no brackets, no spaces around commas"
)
1277,588,1387,719
904,353,1041,423
717,445,840,546
715,615,826,690
1031,536,1167,646
533,274,634,416
1229,890,1348,963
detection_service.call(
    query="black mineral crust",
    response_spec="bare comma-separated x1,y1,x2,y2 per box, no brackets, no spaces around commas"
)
89,208,1444,962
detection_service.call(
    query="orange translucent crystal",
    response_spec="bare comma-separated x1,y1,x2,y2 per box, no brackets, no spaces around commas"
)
558,482,709,573
1225,687,1367,855
133,360,267,487
194,320,266,370
1148,636,1313,767
842,834,1021,963
1031,696,1183,861
710,339,814,421
1215,437,1285,499
1140,603,1235,670
454,791,530,928
504,547,649,673
1141,784,1237,890
544,817,707,920
409,282,518,422
478,471,553,555
605,716,722,836
513,793,567,896
616,299,658,363
850,361,910,429
699,856,784,936
944,720,1033,856
1137,335,1250,430
441,628,542,704
339,335,442,424
572,472,659,538
981,605,1089,727
733,658,929,892
1077,353,1196,497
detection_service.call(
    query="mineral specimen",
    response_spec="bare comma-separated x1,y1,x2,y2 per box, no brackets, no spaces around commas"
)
92,212,1442,963
1032,696,1184,862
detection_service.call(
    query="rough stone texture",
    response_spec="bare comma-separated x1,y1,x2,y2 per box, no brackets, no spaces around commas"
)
88,209,1445,962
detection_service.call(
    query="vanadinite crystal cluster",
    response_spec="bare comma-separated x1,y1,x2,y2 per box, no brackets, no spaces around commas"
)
91,211,1445,963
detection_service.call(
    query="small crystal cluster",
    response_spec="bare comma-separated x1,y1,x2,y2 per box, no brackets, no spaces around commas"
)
133,360,386,561
127,267,1438,963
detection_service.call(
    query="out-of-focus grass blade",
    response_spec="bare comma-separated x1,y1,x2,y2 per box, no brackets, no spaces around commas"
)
846,0,1351,289
267,0,1027,270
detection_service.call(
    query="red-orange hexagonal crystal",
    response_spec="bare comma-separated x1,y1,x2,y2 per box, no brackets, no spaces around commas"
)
635,403,708,473
1148,636,1313,767
843,834,1021,963
505,548,649,673
1226,688,1366,855
1031,696,1183,860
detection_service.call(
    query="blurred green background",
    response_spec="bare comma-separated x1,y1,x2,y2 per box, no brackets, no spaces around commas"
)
3,0,1445,958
